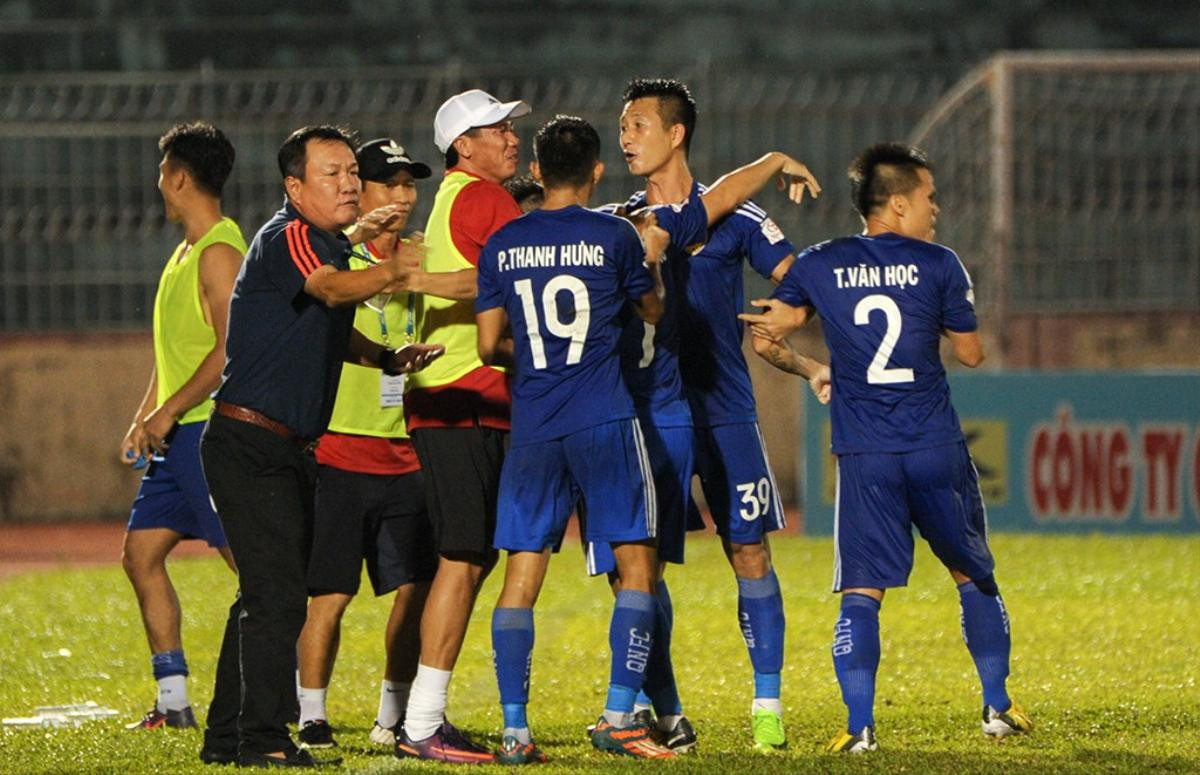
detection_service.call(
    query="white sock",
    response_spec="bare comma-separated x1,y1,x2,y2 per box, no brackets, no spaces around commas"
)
377,680,411,728
504,726,532,744
633,701,652,715
404,664,451,741
156,675,189,712
602,709,631,728
752,697,784,716
298,686,327,725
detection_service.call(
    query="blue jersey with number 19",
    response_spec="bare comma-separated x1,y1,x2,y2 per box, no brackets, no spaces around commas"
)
476,205,654,447
772,232,977,455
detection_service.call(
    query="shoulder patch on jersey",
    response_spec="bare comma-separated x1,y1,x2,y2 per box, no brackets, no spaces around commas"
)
760,216,785,245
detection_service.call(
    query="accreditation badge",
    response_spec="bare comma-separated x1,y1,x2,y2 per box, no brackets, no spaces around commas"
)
380,372,406,408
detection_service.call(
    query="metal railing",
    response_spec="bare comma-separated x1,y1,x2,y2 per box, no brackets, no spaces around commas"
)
0,64,948,329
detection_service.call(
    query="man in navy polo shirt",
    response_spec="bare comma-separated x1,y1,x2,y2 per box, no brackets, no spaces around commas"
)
199,125,443,769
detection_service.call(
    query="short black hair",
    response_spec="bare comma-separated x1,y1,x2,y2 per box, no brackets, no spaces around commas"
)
277,125,357,180
157,122,235,198
848,143,933,219
504,174,544,212
444,127,480,169
534,115,600,189
622,78,697,155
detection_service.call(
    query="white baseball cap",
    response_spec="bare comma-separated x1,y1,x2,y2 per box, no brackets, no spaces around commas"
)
433,89,531,154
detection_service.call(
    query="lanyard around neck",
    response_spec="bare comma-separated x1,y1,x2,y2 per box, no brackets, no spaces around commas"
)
356,241,415,345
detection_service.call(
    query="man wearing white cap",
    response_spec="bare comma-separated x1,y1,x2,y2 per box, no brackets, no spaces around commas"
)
394,89,530,764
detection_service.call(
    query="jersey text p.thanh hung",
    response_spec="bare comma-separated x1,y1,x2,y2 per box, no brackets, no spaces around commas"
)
475,205,655,446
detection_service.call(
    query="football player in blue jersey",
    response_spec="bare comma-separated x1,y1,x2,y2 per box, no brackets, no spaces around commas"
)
611,77,827,752
476,115,819,763
588,142,821,753
476,114,674,762
741,143,1033,753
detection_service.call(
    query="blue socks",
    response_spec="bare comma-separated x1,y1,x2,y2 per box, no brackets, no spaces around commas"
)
737,570,784,709
832,593,880,733
151,649,188,679
959,580,1012,711
604,589,656,726
492,607,534,740
641,580,683,718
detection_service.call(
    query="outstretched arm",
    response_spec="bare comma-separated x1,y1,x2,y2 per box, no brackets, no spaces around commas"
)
749,334,831,404
345,328,445,373
701,152,821,226
405,267,478,301
738,297,813,343
345,204,407,245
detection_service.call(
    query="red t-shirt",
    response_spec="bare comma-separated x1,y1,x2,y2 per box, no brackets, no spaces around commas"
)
315,431,422,475
406,172,521,432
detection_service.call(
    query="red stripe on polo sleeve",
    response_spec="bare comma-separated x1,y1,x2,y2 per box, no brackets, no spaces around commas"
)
297,223,325,274
284,221,319,277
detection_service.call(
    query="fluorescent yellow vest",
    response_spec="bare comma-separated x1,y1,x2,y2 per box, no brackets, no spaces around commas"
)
153,217,247,425
407,170,506,390
325,245,411,438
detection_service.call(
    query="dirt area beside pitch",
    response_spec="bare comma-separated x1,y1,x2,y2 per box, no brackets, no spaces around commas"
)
0,522,213,580
0,507,800,581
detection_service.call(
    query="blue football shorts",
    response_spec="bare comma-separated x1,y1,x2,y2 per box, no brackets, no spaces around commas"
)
832,440,994,592
495,419,657,553
127,420,228,548
585,422,694,576
694,422,786,544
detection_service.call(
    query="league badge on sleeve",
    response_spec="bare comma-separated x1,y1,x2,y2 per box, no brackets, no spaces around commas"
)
760,217,785,245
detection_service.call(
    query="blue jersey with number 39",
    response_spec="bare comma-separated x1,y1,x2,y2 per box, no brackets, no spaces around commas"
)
772,232,978,455
476,205,654,446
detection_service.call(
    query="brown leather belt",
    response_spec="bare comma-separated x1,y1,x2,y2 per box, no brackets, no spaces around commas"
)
214,401,316,450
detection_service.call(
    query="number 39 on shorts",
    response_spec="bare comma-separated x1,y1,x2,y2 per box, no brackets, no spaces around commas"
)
736,478,772,521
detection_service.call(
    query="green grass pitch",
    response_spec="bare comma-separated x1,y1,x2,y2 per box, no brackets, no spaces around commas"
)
1,534,1197,774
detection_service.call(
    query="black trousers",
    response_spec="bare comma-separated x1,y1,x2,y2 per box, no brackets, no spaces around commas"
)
199,413,315,756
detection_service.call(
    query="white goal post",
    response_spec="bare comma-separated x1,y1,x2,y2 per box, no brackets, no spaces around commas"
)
908,50,1200,362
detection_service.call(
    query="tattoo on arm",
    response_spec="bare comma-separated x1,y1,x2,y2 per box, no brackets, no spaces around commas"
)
765,341,805,375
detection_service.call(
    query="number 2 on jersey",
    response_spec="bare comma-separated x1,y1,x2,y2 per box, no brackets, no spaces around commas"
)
853,293,914,384
514,276,591,370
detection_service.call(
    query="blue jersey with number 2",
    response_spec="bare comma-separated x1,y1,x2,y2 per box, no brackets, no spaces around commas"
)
772,232,978,455
476,205,654,446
